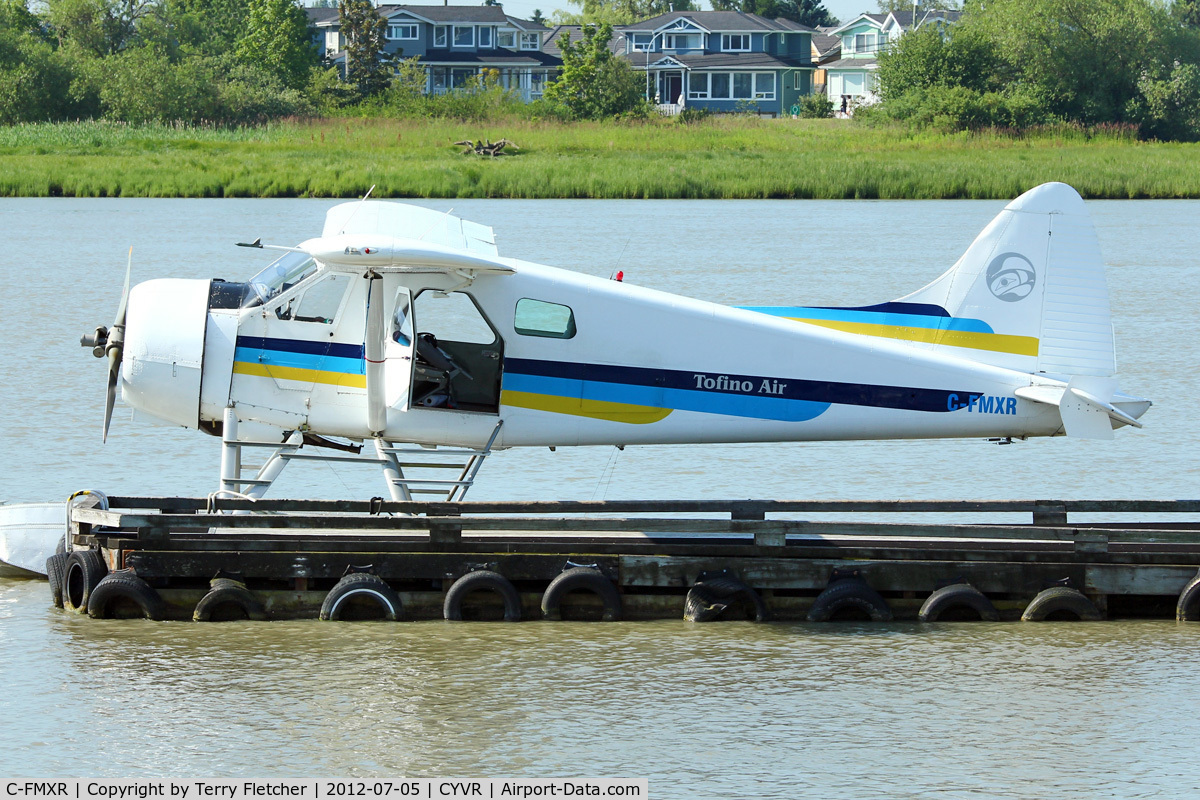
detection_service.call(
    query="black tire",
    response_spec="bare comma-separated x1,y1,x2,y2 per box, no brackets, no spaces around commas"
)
541,567,622,622
1176,570,1200,622
45,553,68,609
194,577,268,622
319,573,402,621
1021,586,1103,621
86,569,167,620
807,578,892,622
918,583,1000,622
685,577,767,622
63,549,107,613
444,570,521,622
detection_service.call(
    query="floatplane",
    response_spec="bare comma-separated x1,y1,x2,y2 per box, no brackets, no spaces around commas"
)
0,182,1152,575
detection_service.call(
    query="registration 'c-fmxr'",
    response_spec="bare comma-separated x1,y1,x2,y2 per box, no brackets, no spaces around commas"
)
949,394,1017,414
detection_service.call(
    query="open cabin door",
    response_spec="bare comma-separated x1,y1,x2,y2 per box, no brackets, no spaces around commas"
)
411,290,504,413
384,287,415,412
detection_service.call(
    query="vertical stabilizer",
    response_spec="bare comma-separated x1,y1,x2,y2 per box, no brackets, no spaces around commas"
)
896,182,1116,377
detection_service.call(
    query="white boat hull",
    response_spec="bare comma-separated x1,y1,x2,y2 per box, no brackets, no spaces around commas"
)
0,502,66,577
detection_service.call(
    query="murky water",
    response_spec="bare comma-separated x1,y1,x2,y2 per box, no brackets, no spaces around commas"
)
2,197,1199,793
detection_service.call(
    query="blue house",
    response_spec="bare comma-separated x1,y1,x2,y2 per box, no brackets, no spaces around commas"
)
308,4,559,101
619,11,815,116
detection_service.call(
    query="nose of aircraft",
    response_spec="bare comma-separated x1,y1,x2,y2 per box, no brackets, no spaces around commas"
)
119,278,211,429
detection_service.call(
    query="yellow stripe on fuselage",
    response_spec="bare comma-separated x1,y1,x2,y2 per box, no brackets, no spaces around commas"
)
789,318,1040,357
233,361,366,389
501,390,672,424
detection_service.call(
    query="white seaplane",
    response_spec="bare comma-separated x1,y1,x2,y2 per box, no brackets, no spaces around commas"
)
75,181,1148,502
0,181,1153,574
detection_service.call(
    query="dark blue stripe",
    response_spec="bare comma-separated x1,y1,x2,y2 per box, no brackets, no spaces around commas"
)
505,358,970,414
236,336,364,361
813,302,951,318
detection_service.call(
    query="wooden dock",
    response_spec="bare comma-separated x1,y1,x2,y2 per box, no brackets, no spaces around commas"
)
53,496,1200,623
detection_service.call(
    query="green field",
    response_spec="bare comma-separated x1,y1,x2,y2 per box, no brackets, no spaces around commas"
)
1,117,1198,199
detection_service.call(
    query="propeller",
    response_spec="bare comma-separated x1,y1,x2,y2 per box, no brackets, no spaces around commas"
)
80,248,132,442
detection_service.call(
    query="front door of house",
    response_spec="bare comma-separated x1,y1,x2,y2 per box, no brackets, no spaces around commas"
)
662,72,683,105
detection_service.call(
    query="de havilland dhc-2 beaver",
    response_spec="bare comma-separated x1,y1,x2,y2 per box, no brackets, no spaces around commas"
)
73,181,1150,506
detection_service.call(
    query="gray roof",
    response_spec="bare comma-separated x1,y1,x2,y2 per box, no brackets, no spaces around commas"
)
624,11,813,33
628,50,812,70
823,56,877,70
307,7,340,26
811,32,840,58
421,47,560,66
542,24,626,58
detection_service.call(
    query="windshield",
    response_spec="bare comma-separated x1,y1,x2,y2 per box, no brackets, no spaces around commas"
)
244,251,318,308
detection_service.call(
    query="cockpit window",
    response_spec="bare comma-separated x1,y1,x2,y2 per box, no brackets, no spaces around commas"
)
244,251,318,308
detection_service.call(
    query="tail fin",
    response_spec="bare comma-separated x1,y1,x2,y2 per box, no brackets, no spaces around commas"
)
896,182,1115,377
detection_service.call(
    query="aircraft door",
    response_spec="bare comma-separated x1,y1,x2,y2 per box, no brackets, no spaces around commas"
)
384,287,415,412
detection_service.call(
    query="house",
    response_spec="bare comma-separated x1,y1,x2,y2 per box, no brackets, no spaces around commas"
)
308,4,559,101
617,11,815,116
809,26,841,96
823,9,960,114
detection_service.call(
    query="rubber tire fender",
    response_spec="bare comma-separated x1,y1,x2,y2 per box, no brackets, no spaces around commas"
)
444,570,521,622
320,573,403,621
918,583,1000,622
194,577,268,622
807,578,893,622
87,569,167,620
1021,586,1103,621
63,549,107,613
541,567,622,622
1175,570,1200,621
685,577,768,622
45,553,68,609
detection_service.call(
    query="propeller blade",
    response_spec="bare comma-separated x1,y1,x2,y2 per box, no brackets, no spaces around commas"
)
101,247,132,442
103,356,118,443
113,246,132,329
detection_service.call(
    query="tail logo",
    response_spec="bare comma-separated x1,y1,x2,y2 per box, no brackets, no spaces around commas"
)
986,253,1037,302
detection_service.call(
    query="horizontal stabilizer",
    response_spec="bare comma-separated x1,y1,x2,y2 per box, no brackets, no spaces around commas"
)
1015,377,1143,440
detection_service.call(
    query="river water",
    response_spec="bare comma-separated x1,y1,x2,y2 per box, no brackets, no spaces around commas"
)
2,196,1199,794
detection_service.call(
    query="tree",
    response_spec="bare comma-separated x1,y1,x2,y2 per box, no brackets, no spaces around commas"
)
555,0,696,26
165,0,252,56
542,22,645,118
530,8,544,24
710,0,835,28
235,0,314,90
338,0,390,96
876,24,997,100
1176,0,1200,26
44,0,156,56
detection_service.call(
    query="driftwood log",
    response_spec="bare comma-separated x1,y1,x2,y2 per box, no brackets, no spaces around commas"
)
454,139,519,157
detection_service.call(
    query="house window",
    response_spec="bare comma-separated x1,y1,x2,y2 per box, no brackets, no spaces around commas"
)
732,72,753,99
664,34,700,50
687,72,709,99
721,34,750,52
478,26,492,48
325,31,340,55
434,26,447,47
515,299,576,339
842,34,853,53
530,71,546,94
710,73,730,98
451,67,475,88
520,32,540,50
498,29,516,48
793,71,803,90
387,23,418,40
855,33,875,53
754,72,775,100
630,33,652,51
453,26,474,47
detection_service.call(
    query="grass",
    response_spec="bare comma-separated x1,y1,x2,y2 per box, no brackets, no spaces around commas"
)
0,117,1198,199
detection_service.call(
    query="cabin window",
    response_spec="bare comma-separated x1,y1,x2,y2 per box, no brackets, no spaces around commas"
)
245,251,318,308
415,291,496,344
391,291,413,345
282,272,350,324
514,298,576,339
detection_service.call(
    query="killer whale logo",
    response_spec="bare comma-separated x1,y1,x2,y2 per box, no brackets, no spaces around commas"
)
986,252,1036,302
